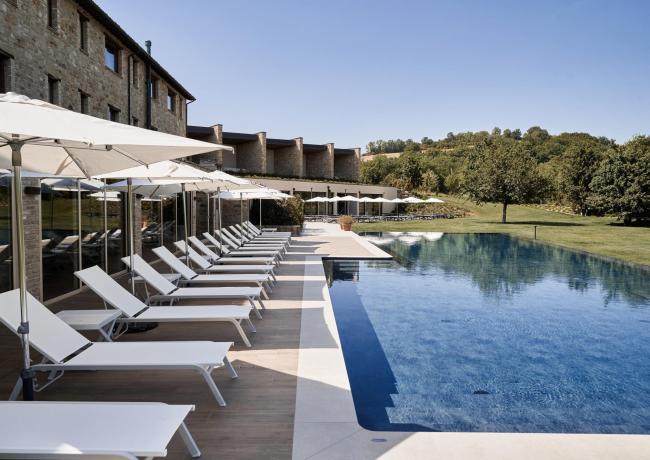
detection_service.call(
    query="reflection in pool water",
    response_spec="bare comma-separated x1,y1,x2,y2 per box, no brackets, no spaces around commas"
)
325,233,650,433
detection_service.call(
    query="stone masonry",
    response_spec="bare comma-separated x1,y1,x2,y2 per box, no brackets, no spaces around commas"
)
272,138,304,177
236,132,266,174
1,0,193,299
334,148,361,181
304,143,335,179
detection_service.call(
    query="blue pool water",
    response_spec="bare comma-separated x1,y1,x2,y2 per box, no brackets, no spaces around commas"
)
325,233,650,433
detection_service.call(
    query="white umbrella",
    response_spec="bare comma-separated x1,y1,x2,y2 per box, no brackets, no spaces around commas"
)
305,196,328,215
213,186,286,241
403,196,425,204
368,197,391,216
103,162,248,281
0,93,229,402
425,197,445,203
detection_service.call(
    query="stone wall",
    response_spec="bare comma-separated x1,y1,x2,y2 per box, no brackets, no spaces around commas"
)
334,148,361,181
304,143,334,179
219,199,250,228
0,0,186,136
236,132,266,174
273,138,304,177
21,178,42,299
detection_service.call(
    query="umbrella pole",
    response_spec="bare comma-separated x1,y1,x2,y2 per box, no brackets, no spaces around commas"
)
159,198,164,247
206,192,210,236
127,178,135,294
174,194,178,243
76,179,82,286
217,188,222,255
259,198,262,228
182,184,190,265
103,179,108,272
10,140,34,400
239,195,243,247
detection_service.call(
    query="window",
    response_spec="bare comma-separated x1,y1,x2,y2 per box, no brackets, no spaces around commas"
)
104,37,120,73
131,60,140,88
167,89,176,113
0,51,10,93
108,105,120,122
79,90,89,114
79,13,89,51
150,76,159,99
47,0,58,29
131,116,138,127
47,75,60,105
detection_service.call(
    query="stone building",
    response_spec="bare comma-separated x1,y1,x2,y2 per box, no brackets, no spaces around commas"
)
0,0,192,135
187,125,362,182
0,0,194,301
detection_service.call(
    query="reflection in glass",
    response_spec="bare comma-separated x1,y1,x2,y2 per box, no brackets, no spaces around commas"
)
41,185,80,300
141,198,161,261
0,176,11,293
162,196,177,251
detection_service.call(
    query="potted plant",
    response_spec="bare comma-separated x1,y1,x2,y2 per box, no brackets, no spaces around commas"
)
337,215,354,231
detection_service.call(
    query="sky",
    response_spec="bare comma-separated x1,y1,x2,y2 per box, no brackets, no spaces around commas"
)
96,0,650,150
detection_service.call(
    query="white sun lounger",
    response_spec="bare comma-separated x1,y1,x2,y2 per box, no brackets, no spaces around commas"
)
122,255,266,313
0,401,201,459
186,236,278,265
219,228,287,251
174,242,278,282
198,234,282,260
207,231,285,258
233,224,291,243
152,246,272,299
75,265,257,346
0,289,236,406
243,221,292,238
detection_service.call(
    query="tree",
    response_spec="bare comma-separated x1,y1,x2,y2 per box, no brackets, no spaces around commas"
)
557,145,604,215
588,136,650,224
360,155,398,184
398,152,423,188
463,138,547,223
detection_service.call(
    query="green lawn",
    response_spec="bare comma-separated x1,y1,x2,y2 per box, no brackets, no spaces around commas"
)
354,195,650,267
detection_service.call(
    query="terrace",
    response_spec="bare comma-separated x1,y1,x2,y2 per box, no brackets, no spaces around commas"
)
1,222,648,459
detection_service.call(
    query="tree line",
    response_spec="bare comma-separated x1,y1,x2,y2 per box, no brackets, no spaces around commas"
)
361,127,650,224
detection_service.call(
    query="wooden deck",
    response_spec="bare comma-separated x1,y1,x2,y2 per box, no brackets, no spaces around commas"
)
0,243,311,460
0,224,390,459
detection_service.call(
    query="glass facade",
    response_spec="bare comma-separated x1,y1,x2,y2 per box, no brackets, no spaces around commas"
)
0,177,11,293
141,198,161,262
41,183,127,300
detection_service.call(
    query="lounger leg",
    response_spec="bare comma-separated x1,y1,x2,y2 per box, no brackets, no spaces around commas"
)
256,296,267,310
178,422,202,458
259,282,269,300
198,368,227,407
245,317,257,333
232,320,252,347
248,297,263,319
8,377,22,401
223,357,238,378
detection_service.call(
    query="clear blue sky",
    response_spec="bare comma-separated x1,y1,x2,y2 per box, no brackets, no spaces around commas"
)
97,0,650,150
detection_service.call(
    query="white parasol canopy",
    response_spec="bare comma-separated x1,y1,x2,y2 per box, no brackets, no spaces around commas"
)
425,197,445,203
0,93,233,401
0,93,231,177
403,196,425,204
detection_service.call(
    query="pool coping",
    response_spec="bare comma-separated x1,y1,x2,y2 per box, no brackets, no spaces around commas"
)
291,235,650,460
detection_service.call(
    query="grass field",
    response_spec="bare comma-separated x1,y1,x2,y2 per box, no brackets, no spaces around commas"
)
354,195,650,267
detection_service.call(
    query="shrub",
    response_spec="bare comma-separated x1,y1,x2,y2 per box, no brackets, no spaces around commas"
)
254,196,304,226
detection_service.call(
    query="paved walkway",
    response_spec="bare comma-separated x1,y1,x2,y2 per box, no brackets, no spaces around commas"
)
0,222,383,460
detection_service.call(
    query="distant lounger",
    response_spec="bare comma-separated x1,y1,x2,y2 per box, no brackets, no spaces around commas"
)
185,236,278,266
152,246,272,299
196,234,282,261
122,255,266,314
0,401,201,459
0,289,237,406
219,228,288,252
75,265,257,346
174,241,277,283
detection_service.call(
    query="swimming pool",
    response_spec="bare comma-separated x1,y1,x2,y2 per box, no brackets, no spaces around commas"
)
324,233,650,433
